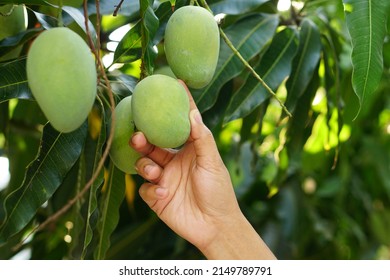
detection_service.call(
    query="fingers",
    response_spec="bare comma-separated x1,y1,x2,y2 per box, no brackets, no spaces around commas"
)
135,157,163,183
134,141,169,211
179,79,221,167
189,108,222,168
136,156,169,211
130,132,175,167
139,182,169,209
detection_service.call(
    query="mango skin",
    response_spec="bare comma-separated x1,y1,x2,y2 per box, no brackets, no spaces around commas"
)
27,27,97,133
132,75,190,148
109,96,141,174
164,6,220,89
0,5,27,61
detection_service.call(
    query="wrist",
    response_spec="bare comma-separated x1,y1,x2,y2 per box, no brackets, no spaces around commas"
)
199,212,276,260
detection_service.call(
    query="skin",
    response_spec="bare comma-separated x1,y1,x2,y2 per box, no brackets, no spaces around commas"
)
130,81,276,260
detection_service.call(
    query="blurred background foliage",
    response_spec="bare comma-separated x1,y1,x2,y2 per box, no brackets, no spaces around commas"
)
0,0,389,260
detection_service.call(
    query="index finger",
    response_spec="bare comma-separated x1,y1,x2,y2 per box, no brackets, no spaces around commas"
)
130,131,176,167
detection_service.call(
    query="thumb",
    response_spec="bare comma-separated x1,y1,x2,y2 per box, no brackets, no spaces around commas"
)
189,109,221,166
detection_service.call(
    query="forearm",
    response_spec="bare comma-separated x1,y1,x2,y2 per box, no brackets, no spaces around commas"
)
200,213,277,260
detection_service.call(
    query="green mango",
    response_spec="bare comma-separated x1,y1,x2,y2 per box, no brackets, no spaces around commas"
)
132,74,190,148
26,27,97,133
0,5,26,39
109,96,141,174
164,6,220,89
0,4,27,61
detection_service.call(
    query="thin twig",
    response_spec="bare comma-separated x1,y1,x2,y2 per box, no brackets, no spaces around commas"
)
113,0,125,16
96,0,102,60
83,0,96,53
199,0,292,118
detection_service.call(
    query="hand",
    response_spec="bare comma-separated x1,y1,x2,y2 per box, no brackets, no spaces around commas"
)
130,81,276,260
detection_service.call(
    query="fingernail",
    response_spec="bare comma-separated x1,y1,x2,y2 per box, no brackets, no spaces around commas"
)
155,187,168,198
130,132,140,146
190,109,203,124
144,164,154,175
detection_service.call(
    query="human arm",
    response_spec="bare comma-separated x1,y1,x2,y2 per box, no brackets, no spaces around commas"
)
130,81,276,260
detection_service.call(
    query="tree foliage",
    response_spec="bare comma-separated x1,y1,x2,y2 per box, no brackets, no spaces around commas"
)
0,0,389,260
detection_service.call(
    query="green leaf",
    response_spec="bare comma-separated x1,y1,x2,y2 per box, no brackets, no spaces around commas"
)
210,0,269,15
32,11,58,29
284,18,322,114
81,102,106,259
140,0,159,76
0,58,33,102
370,209,390,246
194,13,279,112
156,0,175,22
239,99,268,146
361,137,390,197
343,0,388,117
0,0,139,16
113,22,142,64
286,62,320,163
106,217,158,259
68,154,86,259
224,27,299,123
5,101,44,194
94,165,126,260
0,29,41,58
155,0,185,35
30,7,97,39
62,6,97,43
108,72,137,98
81,161,104,258
0,122,87,244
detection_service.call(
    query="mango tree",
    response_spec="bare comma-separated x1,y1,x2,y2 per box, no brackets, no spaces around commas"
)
0,0,389,260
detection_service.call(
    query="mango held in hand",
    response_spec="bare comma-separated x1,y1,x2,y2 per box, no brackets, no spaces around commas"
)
27,27,97,133
132,75,190,148
164,6,219,89
109,96,141,174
